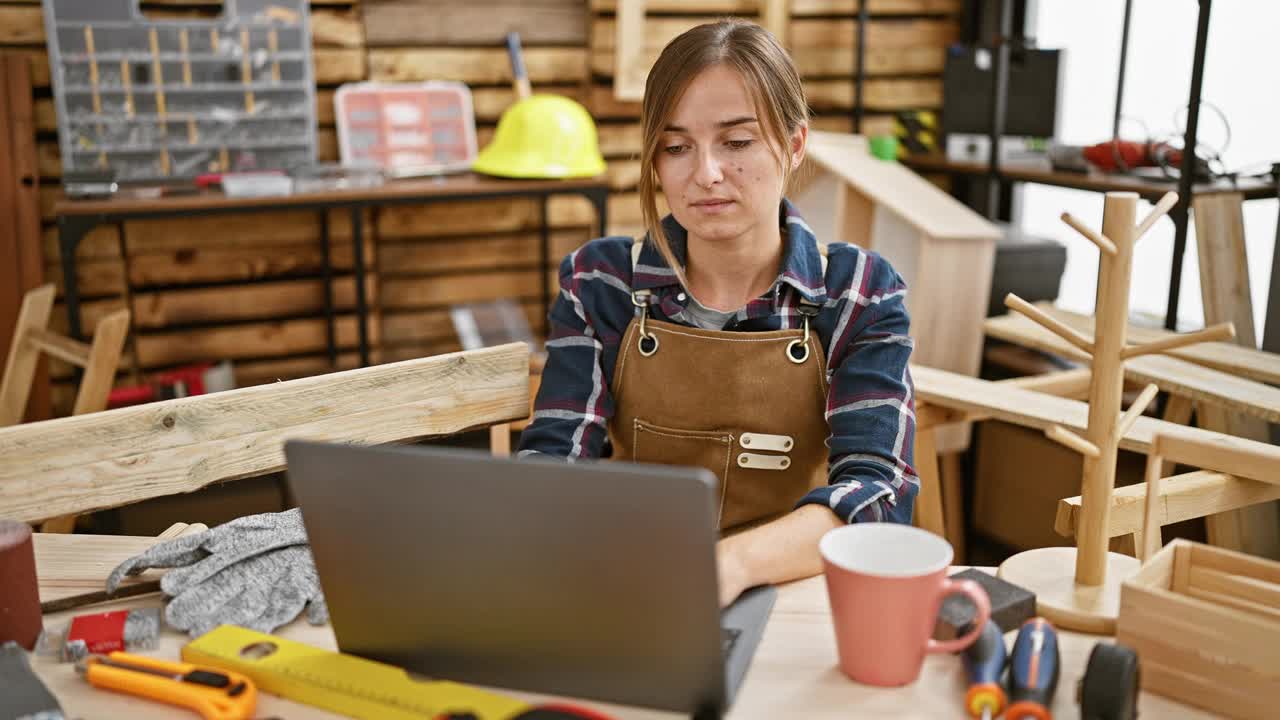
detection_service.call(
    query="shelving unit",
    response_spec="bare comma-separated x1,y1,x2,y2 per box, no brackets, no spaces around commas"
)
42,0,317,182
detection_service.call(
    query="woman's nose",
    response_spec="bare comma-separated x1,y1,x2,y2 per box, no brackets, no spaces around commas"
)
693,147,724,188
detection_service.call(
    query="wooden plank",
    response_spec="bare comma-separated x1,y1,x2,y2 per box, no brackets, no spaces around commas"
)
592,17,957,50
34,96,56,133
232,352,363,387
0,344,530,521
376,230,588,275
588,0,962,13
591,46,947,78
472,84,578,121
805,78,943,110
0,285,54,426
597,122,643,157
315,88,335,126
911,364,1280,482
382,268,556,310
313,48,367,84
37,140,59,179
310,7,365,48
364,0,586,46
606,158,642,190
985,309,1280,413
368,48,587,85
381,301,544,345
132,314,371,367
126,240,370,287
1055,471,1280,539
990,303,1280,386
130,275,373,329
0,6,44,44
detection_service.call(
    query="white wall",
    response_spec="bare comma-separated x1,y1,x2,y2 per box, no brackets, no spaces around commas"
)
1019,0,1278,341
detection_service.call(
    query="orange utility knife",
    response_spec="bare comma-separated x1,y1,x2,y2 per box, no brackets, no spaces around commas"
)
76,651,257,720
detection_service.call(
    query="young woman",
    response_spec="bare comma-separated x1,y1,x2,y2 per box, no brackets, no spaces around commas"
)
518,20,918,606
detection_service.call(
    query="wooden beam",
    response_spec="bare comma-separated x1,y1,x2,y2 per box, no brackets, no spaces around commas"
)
1056,471,1280,539
366,0,586,46
987,303,1280,386
24,327,91,367
368,48,587,85
0,344,531,522
911,364,1280,486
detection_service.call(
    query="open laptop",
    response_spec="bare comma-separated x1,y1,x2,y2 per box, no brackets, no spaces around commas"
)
284,440,776,717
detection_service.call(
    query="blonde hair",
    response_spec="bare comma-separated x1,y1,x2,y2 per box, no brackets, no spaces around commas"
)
637,20,809,288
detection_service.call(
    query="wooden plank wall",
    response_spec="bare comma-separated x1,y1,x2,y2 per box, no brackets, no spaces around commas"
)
4,0,959,416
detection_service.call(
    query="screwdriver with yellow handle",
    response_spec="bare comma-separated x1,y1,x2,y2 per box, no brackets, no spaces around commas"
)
961,620,1008,720
76,651,256,720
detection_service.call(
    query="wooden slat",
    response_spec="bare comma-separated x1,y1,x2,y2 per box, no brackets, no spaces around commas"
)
368,48,587,85
471,85,579,121
0,6,44,44
25,327,91,367
1056,471,1280,539
133,314,372,367
313,47,367,84
381,304,545,346
590,46,947,78
912,364,1280,484
0,344,531,522
376,230,588,275
988,303,1280,386
805,78,942,110
310,7,365,48
592,16,957,50
37,140,59,178
589,0,962,13
126,240,369,286
382,268,556,310
232,351,363,387
130,275,373,328
597,122,643,157
364,0,586,46
985,310,1280,422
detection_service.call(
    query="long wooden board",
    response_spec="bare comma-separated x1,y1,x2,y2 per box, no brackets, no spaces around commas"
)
0,344,530,522
911,364,1280,482
985,309,1280,420
987,304,1280,386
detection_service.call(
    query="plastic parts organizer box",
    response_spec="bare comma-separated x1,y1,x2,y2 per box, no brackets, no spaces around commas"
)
335,82,478,175
42,0,318,182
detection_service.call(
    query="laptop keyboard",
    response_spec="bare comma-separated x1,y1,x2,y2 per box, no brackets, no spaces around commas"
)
721,627,742,658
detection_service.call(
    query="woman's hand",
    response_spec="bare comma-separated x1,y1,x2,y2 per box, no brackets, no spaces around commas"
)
716,539,753,608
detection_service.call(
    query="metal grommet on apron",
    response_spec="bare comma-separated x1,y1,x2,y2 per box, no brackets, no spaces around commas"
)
631,290,660,357
609,240,832,533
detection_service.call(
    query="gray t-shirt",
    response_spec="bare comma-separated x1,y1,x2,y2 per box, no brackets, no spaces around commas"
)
681,293,739,330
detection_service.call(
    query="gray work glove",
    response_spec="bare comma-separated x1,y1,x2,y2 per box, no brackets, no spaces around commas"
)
105,509,329,636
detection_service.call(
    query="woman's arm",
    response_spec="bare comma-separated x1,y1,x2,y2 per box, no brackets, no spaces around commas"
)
516,248,617,460
716,504,842,606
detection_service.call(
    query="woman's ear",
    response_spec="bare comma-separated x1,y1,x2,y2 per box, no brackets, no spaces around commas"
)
789,123,809,170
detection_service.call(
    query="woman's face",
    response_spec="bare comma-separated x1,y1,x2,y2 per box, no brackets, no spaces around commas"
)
656,64,805,247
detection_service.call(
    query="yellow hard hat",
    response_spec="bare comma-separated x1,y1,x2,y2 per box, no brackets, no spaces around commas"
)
473,94,607,179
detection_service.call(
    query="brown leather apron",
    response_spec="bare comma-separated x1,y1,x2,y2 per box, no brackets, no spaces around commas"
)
608,242,831,532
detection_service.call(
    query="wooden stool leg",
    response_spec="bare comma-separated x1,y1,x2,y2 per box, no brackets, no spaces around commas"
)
490,423,511,457
913,426,946,538
0,284,55,426
940,452,965,562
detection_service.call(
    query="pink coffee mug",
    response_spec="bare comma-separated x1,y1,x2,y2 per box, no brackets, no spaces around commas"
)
819,523,990,687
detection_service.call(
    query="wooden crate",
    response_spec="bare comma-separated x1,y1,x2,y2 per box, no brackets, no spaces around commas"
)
1116,539,1280,720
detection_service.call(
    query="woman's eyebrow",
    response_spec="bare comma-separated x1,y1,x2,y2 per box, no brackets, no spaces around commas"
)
662,116,759,132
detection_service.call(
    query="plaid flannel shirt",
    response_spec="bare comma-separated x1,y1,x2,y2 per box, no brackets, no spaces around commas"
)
517,200,919,524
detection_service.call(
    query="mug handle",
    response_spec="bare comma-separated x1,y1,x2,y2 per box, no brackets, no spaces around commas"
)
925,578,991,654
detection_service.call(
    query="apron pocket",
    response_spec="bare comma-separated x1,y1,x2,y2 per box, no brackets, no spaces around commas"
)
631,419,733,521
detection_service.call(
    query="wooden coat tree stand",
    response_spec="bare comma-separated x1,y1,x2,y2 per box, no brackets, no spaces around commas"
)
997,191,1236,634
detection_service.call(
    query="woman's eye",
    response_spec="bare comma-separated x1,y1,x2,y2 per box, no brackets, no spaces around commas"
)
663,144,688,156
727,139,753,150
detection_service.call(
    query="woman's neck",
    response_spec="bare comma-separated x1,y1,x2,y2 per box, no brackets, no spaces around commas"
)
684,224,784,312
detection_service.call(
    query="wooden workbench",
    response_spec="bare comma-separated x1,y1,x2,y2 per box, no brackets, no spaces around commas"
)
27,533,1211,719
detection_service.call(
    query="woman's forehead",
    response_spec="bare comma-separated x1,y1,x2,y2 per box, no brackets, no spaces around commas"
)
665,64,759,130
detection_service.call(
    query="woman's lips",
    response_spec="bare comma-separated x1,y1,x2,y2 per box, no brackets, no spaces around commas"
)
691,199,734,214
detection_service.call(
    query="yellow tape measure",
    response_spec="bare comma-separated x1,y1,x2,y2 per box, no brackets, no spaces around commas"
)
182,625,530,720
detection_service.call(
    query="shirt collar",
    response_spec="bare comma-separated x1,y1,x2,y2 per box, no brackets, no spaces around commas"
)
632,199,828,305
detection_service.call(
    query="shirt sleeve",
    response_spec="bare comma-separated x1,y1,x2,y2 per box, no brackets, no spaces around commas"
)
796,253,919,524
515,250,614,461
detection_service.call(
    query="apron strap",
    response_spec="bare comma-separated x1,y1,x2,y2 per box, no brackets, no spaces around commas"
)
630,239,658,356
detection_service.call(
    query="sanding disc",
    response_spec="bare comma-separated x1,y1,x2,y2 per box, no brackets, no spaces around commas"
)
0,520,43,650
